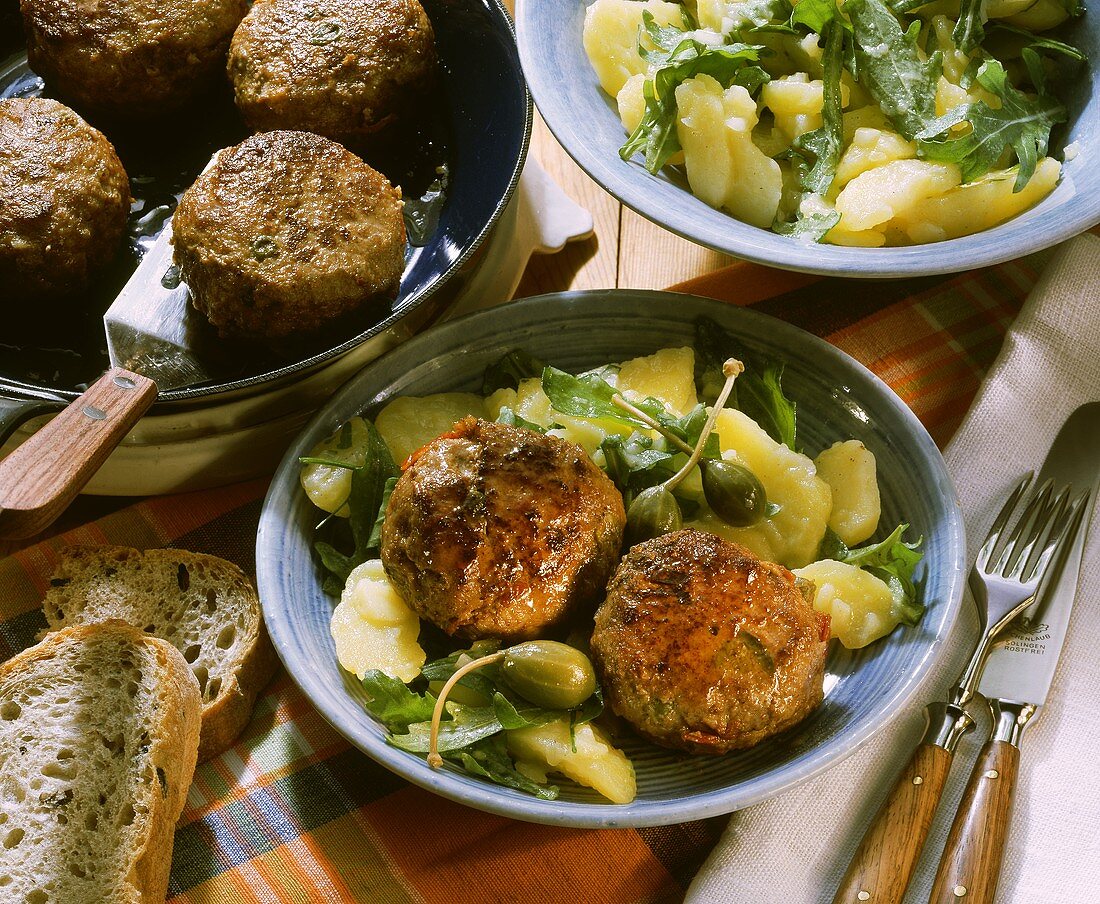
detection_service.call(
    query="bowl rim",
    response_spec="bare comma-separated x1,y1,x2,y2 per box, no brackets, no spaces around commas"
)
256,289,968,827
515,1,1100,279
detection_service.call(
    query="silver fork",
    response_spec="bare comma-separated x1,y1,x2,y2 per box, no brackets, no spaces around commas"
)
833,473,1078,904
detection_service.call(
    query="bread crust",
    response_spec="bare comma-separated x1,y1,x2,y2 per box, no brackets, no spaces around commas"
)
42,545,279,762
0,623,201,903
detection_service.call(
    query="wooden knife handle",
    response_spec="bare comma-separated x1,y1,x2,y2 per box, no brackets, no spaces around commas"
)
0,368,156,539
833,742,955,904
929,740,1020,904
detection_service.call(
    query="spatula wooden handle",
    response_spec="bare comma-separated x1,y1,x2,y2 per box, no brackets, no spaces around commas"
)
0,368,156,539
833,742,955,904
929,739,1020,904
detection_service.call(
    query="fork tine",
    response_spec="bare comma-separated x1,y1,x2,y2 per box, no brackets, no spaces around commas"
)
992,478,1053,576
976,472,1034,569
1023,487,1089,583
1009,485,1072,579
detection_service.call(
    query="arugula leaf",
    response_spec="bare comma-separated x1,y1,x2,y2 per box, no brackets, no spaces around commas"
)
452,735,558,800
495,406,549,434
389,704,503,753
790,0,841,33
366,476,397,551
420,641,501,702
541,366,642,427
600,433,676,494
836,523,926,625
774,208,841,242
986,23,1086,96
482,348,545,395
917,60,1066,189
848,0,942,141
952,0,985,55
621,13,768,173
695,317,798,450
492,692,559,731
360,671,437,732
791,22,846,195
314,541,355,595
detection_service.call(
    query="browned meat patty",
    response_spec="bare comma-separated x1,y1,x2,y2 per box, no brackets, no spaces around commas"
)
172,130,405,341
381,417,627,642
19,0,248,117
591,529,829,754
228,0,436,142
0,97,130,302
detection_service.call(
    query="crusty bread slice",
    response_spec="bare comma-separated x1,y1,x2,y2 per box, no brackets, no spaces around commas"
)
0,622,201,904
42,546,278,762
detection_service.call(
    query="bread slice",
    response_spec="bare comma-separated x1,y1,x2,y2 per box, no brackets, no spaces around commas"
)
0,622,201,904
42,546,278,762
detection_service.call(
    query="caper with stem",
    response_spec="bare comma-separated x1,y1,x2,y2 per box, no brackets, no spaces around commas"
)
620,358,744,543
611,365,770,529
426,640,597,768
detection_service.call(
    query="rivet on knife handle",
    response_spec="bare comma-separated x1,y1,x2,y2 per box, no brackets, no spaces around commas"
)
929,700,1033,904
833,702,973,904
0,368,157,540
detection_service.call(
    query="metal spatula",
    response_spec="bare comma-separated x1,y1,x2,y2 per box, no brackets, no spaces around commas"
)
0,225,211,539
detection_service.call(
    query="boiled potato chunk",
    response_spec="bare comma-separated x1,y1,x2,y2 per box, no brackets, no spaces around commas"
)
374,392,486,465
507,717,637,804
833,160,962,233
985,0,1037,15
1006,0,1070,30
697,0,781,31
761,75,850,141
889,158,1061,245
617,347,698,416
300,416,373,517
331,560,426,681
582,0,685,96
616,73,647,134
815,441,881,545
675,75,783,229
834,128,916,190
686,408,832,567
794,559,897,648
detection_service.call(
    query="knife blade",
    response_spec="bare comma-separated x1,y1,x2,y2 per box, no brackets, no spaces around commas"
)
978,401,1100,705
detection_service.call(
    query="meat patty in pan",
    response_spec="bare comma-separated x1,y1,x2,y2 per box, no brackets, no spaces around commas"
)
381,417,627,642
172,130,405,342
19,0,248,117
0,97,130,303
591,529,829,754
228,0,437,142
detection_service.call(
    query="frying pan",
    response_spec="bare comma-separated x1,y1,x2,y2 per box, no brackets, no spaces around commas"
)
0,0,532,537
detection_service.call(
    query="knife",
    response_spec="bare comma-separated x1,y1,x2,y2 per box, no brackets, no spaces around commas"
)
928,402,1100,904
0,222,213,539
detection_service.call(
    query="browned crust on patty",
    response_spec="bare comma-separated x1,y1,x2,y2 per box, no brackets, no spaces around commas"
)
591,529,829,754
228,0,436,141
172,130,405,341
0,97,130,301
19,0,248,116
381,417,627,642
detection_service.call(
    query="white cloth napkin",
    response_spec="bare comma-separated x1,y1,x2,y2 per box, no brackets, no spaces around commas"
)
687,233,1100,904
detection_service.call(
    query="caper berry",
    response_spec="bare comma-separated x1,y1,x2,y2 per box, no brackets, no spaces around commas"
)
625,485,683,545
500,640,597,710
700,459,768,527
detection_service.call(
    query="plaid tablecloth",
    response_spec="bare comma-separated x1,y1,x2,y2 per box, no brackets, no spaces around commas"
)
0,250,1050,903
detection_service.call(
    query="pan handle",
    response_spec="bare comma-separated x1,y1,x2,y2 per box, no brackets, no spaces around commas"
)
0,368,157,539
0,396,66,447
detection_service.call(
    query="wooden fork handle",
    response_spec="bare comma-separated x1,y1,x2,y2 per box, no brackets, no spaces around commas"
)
930,700,1033,904
0,368,156,539
834,702,974,904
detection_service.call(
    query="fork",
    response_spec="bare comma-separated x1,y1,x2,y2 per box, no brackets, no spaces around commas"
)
832,473,1077,904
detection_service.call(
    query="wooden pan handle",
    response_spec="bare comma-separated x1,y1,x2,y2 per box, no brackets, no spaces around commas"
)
0,368,156,539
833,742,955,904
929,740,1020,904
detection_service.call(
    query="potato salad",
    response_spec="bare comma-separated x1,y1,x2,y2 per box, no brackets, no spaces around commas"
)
299,318,925,801
583,0,1084,245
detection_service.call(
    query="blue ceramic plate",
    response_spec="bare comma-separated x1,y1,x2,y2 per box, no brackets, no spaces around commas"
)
516,1,1099,278
257,291,966,827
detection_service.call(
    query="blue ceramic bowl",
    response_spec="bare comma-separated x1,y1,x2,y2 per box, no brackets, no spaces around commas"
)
516,2,1099,278
257,291,967,827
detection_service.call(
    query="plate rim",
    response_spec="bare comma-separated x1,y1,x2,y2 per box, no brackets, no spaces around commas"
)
256,288,967,827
